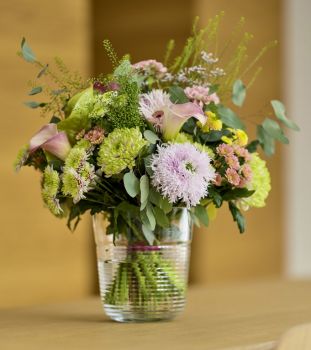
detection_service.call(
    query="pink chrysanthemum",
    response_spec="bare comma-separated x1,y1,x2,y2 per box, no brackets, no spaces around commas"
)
233,145,251,161
216,143,234,156
213,173,223,186
224,154,240,170
225,168,241,186
132,59,167,75
151,143,215,207
184,85,220,106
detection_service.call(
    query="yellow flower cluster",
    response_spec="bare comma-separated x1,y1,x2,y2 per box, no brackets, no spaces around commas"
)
221,128,248,146
197,111,223,132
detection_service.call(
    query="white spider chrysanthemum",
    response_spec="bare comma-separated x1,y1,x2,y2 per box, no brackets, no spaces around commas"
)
151,143,215,207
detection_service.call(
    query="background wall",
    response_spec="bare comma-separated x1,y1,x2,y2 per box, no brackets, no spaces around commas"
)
0,1,95,308
0,0,287,307
284,0,311,278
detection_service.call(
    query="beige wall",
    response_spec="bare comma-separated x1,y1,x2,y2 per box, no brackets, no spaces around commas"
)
0,1,95,308
191,0,283,283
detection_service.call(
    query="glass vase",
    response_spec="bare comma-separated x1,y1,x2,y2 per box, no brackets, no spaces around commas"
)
92,208,193,322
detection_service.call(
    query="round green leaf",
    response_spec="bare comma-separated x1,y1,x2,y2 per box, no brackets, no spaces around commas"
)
123,171,140,198
232,79,246,107
144,130,160,144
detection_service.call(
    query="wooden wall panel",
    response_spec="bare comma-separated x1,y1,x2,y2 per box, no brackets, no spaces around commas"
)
190,0,283,283
0,1,96,307
91,0,192,75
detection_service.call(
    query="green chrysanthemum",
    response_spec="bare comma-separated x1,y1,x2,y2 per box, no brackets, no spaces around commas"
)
97,128,147,176
62,141,96,203
42,166,63,216
14,145,29,172
237,153,271,210
173,132,215,159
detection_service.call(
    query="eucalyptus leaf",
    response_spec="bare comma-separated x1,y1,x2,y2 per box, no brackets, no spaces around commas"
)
271,100,300,131
144,155,154,177
140,175,149,203
229,202,245,233
169,86,189,104
153,206,170,228
37,64,49,78
200,129,230,142
28,86,42,96
217,105,245,130
262,118,289,144
232,79,246,107
123,171,140,198
194,205,209,227
21,38,36,62
257,125,275,156
223,188,255,201
246,140,260,153
24,101,46,109
159,196,173,213
144,130,160,144
146,203,156,230
140,199,148,211
142,224,156,245
49,116,61,124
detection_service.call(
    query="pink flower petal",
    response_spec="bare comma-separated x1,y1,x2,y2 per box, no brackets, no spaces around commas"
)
42,132,71,161
29,124,58,153
162,102,206,141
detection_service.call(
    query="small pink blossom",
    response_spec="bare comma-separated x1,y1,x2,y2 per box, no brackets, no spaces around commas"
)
84,126,105,145
234,145,251,161
225,154,240,170
237,178,248,188
132,60,167,75
213,173,223,186
184,85,220,107
226,168,241,186
241,164,253,182
216,143,234,156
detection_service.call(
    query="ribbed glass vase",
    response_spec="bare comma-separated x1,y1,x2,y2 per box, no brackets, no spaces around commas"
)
92,208,193,323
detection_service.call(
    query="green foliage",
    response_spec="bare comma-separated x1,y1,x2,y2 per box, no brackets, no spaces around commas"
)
262,118,289,144
140,175,149,209
271,100,300,131
194,205,209,227
123,171,140,198
164,39,175,66
169,86,189,104
217,105,245,129
229,201,245,233
106,60,144,130
57,87,94,142
143,130,160,144
19,38,88,118
103,39,119,67
257,125,275,156
28,86,43,95
232,79,246,106
24,101,46,109
21,38,36,62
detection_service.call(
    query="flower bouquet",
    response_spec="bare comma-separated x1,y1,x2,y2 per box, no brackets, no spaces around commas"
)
15,16,298,322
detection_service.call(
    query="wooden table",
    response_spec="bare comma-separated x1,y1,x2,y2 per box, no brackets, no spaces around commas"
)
1,280,311,350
